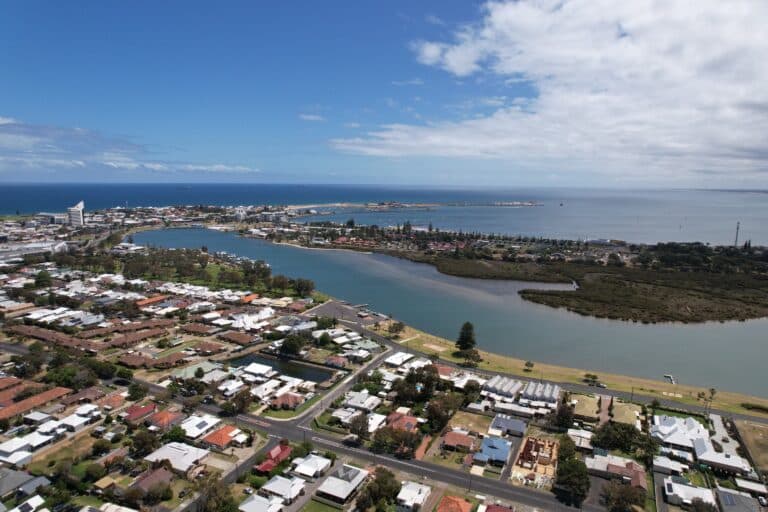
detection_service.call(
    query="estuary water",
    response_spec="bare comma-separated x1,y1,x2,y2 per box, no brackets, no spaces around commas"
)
133,228,768,397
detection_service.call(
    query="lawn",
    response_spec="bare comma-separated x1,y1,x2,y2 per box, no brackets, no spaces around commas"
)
72,496,104,507
448,410,492,436
426,451,468,471
735,420,768,473
572,394,600,421
302,499,341,512
645,473,657,512
612,402,641,426
28,434,98,475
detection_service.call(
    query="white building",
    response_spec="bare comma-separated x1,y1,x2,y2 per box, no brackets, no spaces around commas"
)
396,481,431,511
239,494,283,512
291,454,332,479
663,476,717,508
180,414,221,439
144,442,210,474
68,201,85,227
261,475,305,504
316,464,369,504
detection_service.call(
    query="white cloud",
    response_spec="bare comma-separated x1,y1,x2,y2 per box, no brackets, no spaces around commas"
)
0,117,259,175
299,113,325,122
344,122,361,128
392,78,424,86
425,14,446,26
336,0,768,183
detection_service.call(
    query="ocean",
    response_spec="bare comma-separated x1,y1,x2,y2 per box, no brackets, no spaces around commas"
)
1,183,766,245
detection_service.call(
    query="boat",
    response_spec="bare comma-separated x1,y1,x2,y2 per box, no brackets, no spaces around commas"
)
664,374,677,384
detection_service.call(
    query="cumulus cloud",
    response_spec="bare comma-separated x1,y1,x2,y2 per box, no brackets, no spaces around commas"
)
336,0,768,183
0,118,259,176
299,113,325,122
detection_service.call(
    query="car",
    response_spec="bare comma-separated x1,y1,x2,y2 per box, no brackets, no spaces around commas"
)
758,496,767,507
243,488,254,495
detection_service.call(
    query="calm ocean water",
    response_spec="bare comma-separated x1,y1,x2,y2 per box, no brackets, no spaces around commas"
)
1,183,766,245
135,228,768,397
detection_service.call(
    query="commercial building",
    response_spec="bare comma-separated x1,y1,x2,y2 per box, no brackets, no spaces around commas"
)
68,201,85,227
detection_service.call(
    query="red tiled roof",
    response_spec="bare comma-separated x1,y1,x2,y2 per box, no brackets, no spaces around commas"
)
132,467,174,493
202,424,239,449
124,402,157,423
135,295,169,307
271,392,304,410
387,412,419,432
443,431,474,449
147,410,184,429
256,444,292,472
0,377,21,391
437,496,473,512
0,386,71,420
0,382,43,407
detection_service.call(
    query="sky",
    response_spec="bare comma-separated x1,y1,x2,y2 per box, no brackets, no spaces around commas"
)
1,0,767,188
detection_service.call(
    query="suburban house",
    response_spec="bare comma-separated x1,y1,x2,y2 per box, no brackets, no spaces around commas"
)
291,454,332,479
585,453,648,492
488,414,527,437
315,464,369,504
441,431,475,452
396,481,431,512
256,444,292,473
144,442,210,475
663,476,717,508
474,436,512,467
201,424,248,450
260,475,305,504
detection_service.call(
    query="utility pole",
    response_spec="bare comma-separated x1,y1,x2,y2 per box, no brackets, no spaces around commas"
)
734,221,740,247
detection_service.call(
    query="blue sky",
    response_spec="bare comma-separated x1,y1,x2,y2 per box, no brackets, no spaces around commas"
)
1,1,767,187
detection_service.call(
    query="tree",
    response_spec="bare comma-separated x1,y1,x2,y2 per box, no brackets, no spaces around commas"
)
456,321,476,351
195,367,206,379
592,423,638,453
356,467,402,511
524,360,535,372
131,430,160,457
280,335,306,356
318,332,332,347
601,480,646,512
92,439,112,456
34,270,52,288
145,482,173,505
558,435,577,462
690,498,719,512
84,463,106,482
463,380,482,405
348,412,369,440
128,382,148,401
164,425,187,443
294,278,315,297
555,458,591,505
549,402,575,429
271,274,289,292
116,367,133,380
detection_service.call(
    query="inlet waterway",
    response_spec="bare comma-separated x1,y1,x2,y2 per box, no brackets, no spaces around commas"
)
133,228,768,397
229,353,333,383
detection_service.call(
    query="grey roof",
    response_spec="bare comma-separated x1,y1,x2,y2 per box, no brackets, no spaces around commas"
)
18,476,50,496
716,489,761,512
0,468,34,498
491,414,527,434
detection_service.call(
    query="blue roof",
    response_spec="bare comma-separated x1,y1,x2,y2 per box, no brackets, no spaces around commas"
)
479,436,511,463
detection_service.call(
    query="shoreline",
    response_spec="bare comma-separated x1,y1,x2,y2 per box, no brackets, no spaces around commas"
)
128,227,768,400
374,321,768,419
